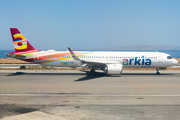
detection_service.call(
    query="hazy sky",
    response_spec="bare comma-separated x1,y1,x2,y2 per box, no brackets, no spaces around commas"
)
1,0,180,50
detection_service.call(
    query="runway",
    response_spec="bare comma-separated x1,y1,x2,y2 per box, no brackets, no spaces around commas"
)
1,93,180,97
0,70,180,119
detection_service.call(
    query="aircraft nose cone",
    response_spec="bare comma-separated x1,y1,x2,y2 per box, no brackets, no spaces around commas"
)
173,59,178,65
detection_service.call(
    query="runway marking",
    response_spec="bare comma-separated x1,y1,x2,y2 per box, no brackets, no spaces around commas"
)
1,94,180,97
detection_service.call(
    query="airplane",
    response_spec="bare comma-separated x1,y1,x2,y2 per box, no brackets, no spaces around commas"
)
7,28,178,75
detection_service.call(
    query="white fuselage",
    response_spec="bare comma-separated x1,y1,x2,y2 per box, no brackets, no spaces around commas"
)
39,51,178,68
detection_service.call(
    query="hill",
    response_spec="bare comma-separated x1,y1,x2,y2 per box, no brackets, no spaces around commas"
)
101,45,180,50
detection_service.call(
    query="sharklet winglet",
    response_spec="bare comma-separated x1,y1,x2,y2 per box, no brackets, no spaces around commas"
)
68,47,81,61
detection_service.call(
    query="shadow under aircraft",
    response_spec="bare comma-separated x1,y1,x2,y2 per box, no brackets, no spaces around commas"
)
5,71,175,82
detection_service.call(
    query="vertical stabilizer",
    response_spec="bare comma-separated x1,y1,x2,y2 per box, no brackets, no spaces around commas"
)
10,28,36,52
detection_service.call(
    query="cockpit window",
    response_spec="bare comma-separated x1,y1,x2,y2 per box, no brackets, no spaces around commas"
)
167,56,172,59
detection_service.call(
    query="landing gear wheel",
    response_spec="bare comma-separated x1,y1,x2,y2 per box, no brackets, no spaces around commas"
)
90,69,96,76
156,72,160,75
156,68,160,75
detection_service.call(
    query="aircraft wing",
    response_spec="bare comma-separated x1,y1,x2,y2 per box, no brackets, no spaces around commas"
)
68,47,119,68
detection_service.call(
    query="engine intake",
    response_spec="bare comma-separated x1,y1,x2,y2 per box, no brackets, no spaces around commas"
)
105,64,123,74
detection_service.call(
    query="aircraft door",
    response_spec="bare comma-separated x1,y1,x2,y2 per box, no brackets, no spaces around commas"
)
34,53,39,61
158,55,163,63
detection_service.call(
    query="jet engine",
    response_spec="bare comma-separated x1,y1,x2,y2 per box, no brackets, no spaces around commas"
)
105,64,123,74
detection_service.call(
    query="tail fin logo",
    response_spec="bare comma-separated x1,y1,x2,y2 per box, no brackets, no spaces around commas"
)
13,33,27,50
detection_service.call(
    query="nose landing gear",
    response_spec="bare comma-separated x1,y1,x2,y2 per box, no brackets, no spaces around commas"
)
156,68,160,75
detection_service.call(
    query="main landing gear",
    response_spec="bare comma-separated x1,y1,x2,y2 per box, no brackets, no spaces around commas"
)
156,68,160,75
90,69,96,76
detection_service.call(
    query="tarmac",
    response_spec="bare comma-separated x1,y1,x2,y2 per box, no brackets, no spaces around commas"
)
0,70,180,120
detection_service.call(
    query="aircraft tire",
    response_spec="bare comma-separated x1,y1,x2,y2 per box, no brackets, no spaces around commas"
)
156,72,160,75
90,69,96,76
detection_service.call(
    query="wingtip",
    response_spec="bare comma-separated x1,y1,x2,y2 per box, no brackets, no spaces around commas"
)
68,47,72,52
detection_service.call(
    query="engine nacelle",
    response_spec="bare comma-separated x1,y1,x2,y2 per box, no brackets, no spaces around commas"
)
105,64,123,74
